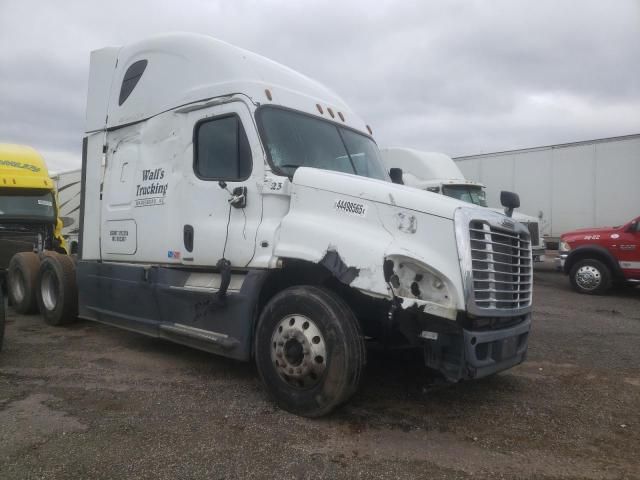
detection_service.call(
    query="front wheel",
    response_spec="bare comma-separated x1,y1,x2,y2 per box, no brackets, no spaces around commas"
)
569,259,612,295
254,286,365,417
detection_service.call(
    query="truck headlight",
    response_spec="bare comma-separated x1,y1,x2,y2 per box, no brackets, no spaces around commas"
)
385,256,453,308
559,241,571,252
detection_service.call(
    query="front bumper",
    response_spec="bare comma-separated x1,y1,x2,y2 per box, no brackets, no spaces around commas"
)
462,317,530,379
420,314,531,382
556,253,568,270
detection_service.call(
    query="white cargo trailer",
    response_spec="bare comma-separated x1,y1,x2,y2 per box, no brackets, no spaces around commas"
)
51,168,82,253
454,134,640,245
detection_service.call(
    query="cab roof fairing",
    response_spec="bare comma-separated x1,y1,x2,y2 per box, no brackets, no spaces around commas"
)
380,147,485,187
0,143,54,189
85,32,369,135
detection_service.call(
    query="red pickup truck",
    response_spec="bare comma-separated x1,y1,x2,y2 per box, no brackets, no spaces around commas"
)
557,216,640,294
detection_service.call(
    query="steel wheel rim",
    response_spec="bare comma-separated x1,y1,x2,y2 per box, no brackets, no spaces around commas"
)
41,270,59,311
270,314,327,389
576,265,601,291
10,270,25,303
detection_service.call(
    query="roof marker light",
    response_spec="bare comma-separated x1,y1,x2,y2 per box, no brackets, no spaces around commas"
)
327,107,335,118
338,112,345,122
265,89,272,101
316,104,324,114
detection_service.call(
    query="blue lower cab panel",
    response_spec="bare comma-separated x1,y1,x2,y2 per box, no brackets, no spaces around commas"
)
76,260,267,361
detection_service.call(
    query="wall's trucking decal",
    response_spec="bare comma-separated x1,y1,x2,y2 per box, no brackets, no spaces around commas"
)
135,168,168,207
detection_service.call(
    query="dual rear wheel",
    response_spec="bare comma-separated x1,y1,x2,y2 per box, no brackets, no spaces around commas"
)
7,252,77,325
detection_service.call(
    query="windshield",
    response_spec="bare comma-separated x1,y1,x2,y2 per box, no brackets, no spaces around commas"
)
257,107,388,181
0,189,56,222
442,185,487,207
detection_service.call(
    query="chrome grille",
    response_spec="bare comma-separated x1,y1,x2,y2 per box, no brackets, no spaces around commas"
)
469,220,532,310
525,222,540,246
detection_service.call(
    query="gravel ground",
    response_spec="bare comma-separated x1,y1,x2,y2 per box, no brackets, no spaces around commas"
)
1,259,639,479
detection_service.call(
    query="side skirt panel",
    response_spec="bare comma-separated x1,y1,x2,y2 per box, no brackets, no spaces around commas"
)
77,260,268,361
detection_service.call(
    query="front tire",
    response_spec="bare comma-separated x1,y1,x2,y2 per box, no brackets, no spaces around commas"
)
36,255,78,326
569,259,612,295
7,252,40,314
255,286,365,417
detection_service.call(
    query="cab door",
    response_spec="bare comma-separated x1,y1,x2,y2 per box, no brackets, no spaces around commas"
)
616,217,640,279
176,102,263,268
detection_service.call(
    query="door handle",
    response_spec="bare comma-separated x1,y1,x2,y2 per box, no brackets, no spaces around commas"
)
183,225,194,252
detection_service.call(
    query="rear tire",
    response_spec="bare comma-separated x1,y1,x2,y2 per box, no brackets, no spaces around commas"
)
7,252,41,314
255,285,365,417
36,255,78,326
569,259,612,295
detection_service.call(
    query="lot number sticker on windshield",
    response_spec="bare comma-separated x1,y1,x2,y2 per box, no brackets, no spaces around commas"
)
334,199,367,217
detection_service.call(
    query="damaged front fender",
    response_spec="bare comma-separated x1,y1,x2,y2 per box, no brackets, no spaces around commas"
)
272,175,466,320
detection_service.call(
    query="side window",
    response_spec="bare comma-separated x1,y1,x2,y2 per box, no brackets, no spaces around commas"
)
195,115,252,180
119,60,148,106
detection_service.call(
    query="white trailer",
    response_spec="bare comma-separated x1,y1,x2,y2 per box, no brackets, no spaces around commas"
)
11,33,533,417
454,134,640,245
51,168,82,253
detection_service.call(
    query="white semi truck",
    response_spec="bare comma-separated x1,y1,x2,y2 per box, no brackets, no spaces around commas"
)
25,33,532,416
380,148,546,262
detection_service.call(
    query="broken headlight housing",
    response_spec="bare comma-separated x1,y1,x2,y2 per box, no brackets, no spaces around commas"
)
384,256,454,308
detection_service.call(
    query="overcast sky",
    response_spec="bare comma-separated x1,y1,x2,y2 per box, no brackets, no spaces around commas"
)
1,0,639,171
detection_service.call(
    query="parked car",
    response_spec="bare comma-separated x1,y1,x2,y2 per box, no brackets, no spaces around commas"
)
557,216,640,294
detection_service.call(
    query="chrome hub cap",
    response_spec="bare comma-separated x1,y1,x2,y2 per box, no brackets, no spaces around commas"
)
40,270,59,311
271,314,326,389
576,265,601,291
9,270,25,303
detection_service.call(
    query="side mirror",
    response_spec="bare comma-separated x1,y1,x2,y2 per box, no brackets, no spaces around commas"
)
500,190,520,218
389,168,404,185
627,220,639,233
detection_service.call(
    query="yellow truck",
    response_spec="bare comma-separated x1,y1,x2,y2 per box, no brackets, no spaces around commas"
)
0,144,67,319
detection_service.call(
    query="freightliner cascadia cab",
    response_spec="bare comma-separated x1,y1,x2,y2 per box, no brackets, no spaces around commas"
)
42,33,532,416
0,144,67,314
